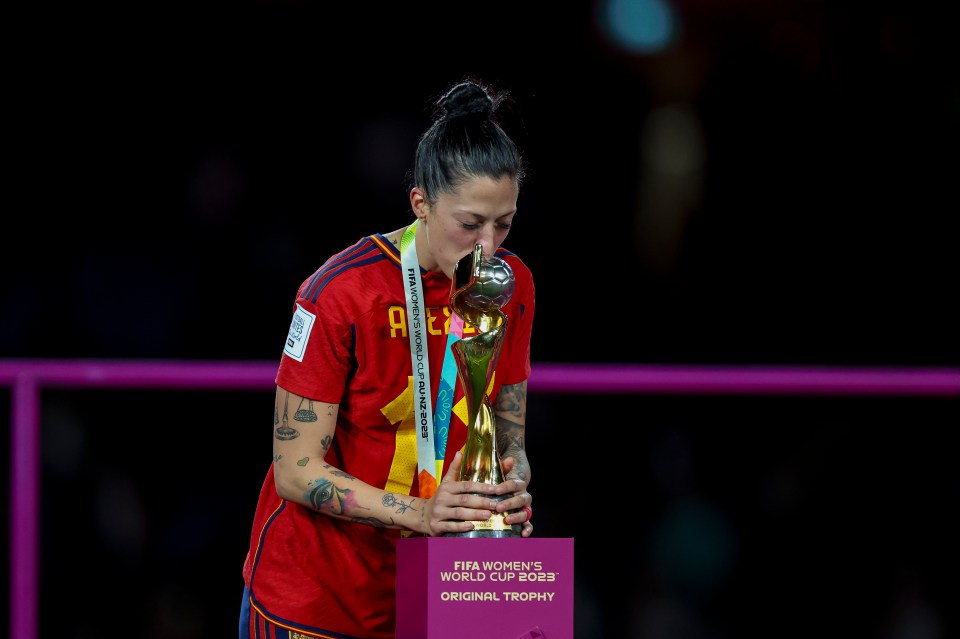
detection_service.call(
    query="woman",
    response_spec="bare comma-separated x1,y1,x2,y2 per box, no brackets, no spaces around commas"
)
240,78,536,639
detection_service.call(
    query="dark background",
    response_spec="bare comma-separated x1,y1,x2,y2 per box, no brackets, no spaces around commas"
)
3,1,958,637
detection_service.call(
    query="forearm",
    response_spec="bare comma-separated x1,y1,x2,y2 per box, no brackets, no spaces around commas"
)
271,387,431,533
274,460,429,532
496,415,529,483
495,380,529,483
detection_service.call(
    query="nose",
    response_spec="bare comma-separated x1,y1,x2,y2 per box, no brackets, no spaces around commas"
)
476,226,497,258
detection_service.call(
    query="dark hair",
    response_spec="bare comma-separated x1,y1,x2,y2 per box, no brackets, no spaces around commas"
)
411,78,526,204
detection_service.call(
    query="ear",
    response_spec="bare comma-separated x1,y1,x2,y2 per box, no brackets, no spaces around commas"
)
409,188,429,221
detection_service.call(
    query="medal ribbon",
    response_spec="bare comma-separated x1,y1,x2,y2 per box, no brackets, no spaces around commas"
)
400,220,461,499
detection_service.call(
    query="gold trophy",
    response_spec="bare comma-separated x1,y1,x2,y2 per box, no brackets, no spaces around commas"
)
445,244,521,538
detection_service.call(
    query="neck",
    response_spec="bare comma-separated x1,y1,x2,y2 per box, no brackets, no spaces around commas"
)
410,221,441,273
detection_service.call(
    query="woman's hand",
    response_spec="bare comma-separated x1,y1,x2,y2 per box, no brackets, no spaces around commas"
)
424,451,533,537
500,455,533,537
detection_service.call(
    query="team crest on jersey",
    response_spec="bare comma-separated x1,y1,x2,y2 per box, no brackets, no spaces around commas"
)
284,303,315,362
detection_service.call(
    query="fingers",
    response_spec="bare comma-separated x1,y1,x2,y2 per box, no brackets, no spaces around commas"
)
440,450,463,485
500,456,529,484
440,451,527,495
427,500,498,537
430,451,534,537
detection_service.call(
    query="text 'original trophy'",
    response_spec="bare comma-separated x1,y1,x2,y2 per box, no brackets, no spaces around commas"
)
445,244,521,538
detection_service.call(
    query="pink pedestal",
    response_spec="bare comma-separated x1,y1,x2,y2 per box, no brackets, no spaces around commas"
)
396,537,574,639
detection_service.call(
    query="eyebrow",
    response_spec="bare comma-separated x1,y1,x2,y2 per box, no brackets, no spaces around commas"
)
461,210,517,220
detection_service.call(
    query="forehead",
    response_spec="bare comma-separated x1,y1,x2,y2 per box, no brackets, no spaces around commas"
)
435,175,519,217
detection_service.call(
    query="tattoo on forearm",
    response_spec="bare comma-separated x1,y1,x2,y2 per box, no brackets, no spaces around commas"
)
495,382,526,421
321,435,331,451
331,470,355,480
497,415,528,481
383,493,419,514
297,457,309,466
497,416,526,453
306,477,361,514
351,516,392,528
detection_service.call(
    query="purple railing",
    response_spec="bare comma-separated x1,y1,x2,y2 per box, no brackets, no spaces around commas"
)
4,358,960,639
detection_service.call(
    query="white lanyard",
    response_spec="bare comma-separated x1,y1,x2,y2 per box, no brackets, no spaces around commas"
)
400,220,459,498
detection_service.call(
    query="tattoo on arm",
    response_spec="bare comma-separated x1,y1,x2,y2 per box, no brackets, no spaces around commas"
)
351,516,391,528
276,391,299,440
495,381,527,470
496,416,526,463
496,380,528,483
495,382,526,421
306,477,362,514
382,493,419,514
295,397,318,422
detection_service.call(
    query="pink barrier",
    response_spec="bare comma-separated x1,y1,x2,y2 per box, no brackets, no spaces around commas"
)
4,358,959,639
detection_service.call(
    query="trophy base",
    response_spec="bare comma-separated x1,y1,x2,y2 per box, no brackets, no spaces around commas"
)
444,526,522,539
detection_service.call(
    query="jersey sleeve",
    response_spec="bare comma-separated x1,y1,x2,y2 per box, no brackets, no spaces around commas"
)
495,254,535,386
275,276,355,403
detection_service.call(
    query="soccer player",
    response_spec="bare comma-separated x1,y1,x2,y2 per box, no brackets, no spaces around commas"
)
239,77,536,639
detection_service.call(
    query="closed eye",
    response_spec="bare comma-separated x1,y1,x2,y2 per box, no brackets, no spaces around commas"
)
460,220,513,231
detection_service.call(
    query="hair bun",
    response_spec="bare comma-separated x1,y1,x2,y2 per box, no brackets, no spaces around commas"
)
438,80,495,120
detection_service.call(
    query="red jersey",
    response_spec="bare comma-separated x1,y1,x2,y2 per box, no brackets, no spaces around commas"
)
242,233,535,638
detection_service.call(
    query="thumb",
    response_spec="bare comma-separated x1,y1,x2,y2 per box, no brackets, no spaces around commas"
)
442,450,463,483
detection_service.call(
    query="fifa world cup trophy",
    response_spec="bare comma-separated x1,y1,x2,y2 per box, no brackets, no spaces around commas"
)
445,244,521,538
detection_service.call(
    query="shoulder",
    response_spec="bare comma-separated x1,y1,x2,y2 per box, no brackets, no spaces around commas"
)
494,247,535,312
494,247,533,281
296,235,402,306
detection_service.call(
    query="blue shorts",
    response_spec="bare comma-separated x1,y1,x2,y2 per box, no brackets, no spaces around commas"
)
239,586,317,639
